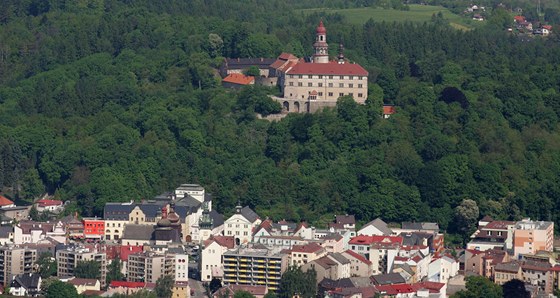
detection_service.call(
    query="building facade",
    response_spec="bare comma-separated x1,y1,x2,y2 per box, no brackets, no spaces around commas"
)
56,246,107,287
0,245,37,286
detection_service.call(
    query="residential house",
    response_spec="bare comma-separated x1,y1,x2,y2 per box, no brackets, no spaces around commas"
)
67,278,101,294
302,253,351,283
521,260,553,295
9,273,41,297
83,217,105,240
348,235,403,275
494,261,522,285
223,205,261,245
341,250,373,277
291,243,327,266
376,282,446,298
35,199,64,213
321,233,345,253
107,281,151,296
213,284,269,298
428,255,459,283
0,226,12,245
0,245,37,286
371,273,407,286
13,220,66,244
382,105,396,119
357,218,393,236
222,73,255,89
467,220,515,251
200,235,235,282
0,195,15,209
56,246,107,287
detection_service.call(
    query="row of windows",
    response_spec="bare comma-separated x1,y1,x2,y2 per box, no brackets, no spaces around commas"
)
227,224,249,228
289,92,363,98
226,231,249,236
289,82,363,88
289,74,365,80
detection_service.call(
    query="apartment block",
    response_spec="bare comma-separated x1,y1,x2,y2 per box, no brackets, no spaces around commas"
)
223,247,288,291
0,245,37,286
513,218,554,257
127,250,188,284
56,246,107,287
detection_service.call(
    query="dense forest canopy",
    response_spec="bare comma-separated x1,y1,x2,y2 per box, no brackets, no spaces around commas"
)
1,0,560,236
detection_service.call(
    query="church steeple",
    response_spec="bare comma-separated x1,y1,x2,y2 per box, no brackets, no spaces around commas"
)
313,20,329,63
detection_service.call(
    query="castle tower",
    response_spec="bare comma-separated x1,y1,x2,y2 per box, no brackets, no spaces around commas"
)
313,21,329,63
337,43,345,64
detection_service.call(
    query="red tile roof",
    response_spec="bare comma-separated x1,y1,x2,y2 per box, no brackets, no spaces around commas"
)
349,235,403,245
68,278,98,286
543,25,553,30
344,250,372,265
36,199,63,207
383,105,396,115
110,281,145,288
376,282,445,295
119,245,144,261
205,235,235,249
514,16,526,22
222,73,254,85
291,242,324,253
287,62,368,76
0,195,14,206
484,221,515,229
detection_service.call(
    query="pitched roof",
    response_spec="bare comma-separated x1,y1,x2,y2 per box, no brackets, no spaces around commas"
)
222,73,255,85
335,215,355,225
371,273,406,285
119,245,144,261
224,58,276,69
401,222,438,231
209,210,224,228
484,221,515,229
104,203,135,220
240,206,259,223
205,235,235,249
360,218,392,235
349,235,403,245
327,252,351,265
383,105,396,115
0,226,12,238
110,281,146,288
122,224,154,240
68,278,99,286
286,62,368,76
36,199,63,207
343,250,372,265
0,195,14,206
11,273,41,289
292,242,324,253
494,261,521,273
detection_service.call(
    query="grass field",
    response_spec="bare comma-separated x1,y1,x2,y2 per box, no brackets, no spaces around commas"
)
300,5,481,30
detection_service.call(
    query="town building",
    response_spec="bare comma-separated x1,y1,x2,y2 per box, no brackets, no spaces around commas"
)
301,253,351,283
222,246,288,291
56,246,107,287
223,205,261,245
467,220,515,251
9,273,41,297
0,246,37,287
127,250,188,285
513,218,554,257
290,243,328,266
341,250,373,277
35,199,64,213
279,21,368,113
67,278,101,294
201,235,235,282
357,218,393,236
83,217,105,240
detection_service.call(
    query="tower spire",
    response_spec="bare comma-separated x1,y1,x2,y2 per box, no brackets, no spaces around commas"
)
313,20,329,63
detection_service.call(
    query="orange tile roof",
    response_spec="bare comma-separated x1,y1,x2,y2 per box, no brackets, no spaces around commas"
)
383,105,396,115
0,195,14,206
222,73,254,85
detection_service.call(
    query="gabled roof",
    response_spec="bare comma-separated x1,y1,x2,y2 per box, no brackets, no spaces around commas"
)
68,278,99,286
224,58,276,69
119,245,144,261
36,199,63,207
122,224,154,241
401,222,438,231
104,203,135,220
205,235,235,249
383,105,396,115
110,281,146,288
494,261,521,273
209,210,224,228
292,242,324,254
323,233,343,241
343,250,372,265
371,273,406,285
222,73,255,85
0,226,12,238
11,273,41,290
240,206,259,223
286,62,368,76
0,195,14,206
349,235,402,246
360,218,393,235
335,215,355,225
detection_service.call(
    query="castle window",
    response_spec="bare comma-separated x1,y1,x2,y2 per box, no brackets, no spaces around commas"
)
289,82,293,86
308,75,312,79
349,84,354,88
349,93,354,97
359,76,364,80
318,83,323,87
339,83,344,87
298,82,302,87
339,93,344,97
329,75,333,79
289,75,294,79
308,83,312,87
318,75,323,79
328,92,333,97
350,76,354,80
318,92,323,96
358,84,363,88
298,75,303,79
328,83,333,87
358,93,363,98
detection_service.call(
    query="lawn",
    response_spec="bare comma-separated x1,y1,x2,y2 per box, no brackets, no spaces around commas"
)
300,4,481,30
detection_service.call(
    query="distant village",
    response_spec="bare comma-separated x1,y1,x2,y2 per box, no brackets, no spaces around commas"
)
0,183,558,298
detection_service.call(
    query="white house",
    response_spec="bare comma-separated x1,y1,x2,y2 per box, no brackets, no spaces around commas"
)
428,255,459,283
357,218,393,236
200,236,235,282
223,205,261,245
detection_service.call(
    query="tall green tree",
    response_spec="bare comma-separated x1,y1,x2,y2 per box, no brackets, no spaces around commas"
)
74,260,101,279
45,280,78,298
36,252,57,278
278,266,316,298
155,275,174,298
451,276,502,298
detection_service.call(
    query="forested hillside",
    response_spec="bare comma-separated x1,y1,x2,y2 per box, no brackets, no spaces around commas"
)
1,0,560,237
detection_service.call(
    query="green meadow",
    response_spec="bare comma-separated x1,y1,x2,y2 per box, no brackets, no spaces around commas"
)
300,4,482,30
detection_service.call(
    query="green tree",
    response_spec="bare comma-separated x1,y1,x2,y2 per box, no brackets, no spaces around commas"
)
451,276,502,298
244,66,261,77
106,259,124,285
45,280,78,298
155,275,174,298
74,260,101,279
20,168,44,201
278,266,316,298
502,279,530,298
36,252,57,278
454,199,479,236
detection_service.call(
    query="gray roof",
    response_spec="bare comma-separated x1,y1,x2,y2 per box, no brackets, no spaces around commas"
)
362,218,392,235
393,263,415,276
402,222,439,231
138,204,162,219
223,58,276,70
241,206,259,223
329,253,351,265
0,226,11,238
104,203,135,220
122,224,154,240
210,210,224,228
401,232,433,246
495,261,521,273
371,273,406,285
11,273,41,290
